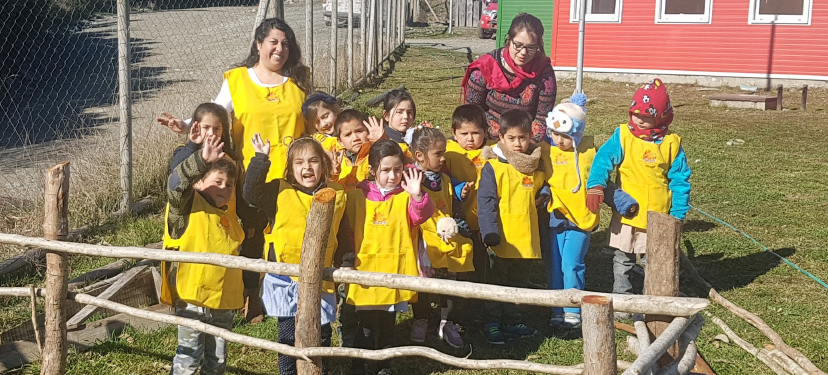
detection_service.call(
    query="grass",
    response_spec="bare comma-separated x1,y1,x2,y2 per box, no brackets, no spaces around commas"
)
8,46,828,374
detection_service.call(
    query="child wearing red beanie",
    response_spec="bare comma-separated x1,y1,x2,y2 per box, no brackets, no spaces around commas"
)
584,78,692,297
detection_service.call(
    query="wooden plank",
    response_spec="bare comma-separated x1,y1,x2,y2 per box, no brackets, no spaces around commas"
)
67,265,148,329
708,94,776,102
150,266,162,302
457,0,465,27
0,305,173,372
472,0,480,25
465,0,473,28
67,259,131,290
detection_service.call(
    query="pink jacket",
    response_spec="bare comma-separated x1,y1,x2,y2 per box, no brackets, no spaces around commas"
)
355,180,434,227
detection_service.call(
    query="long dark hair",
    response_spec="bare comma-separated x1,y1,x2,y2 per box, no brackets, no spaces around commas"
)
191,103,240,162
367,139,404,181
284,137,332,186
239,18,311,93
506,13,546,56
382,89,417,119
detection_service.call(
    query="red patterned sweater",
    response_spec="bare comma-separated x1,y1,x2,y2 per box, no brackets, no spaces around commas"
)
463,48,558,142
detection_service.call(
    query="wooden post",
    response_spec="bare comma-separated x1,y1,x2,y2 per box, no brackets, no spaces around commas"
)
117,0,132,213
644,211,682,368
776,84,783,111
295,188,337,375
269,0,285,19
801,85,808,111
348,0,354,88
385,0,392,58
378,0,385,60
41,162,70,375
367,0,376,72
582,295,617,375
330,0,338,95
305,0,314,88
360,0,367,78
253,0,271,42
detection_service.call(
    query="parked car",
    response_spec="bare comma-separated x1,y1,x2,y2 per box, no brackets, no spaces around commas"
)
478,0,497,39
324,0,363,27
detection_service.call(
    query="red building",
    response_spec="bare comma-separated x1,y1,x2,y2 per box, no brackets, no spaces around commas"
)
549,0,828,82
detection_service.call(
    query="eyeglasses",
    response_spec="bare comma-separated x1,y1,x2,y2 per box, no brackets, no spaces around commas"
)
510,41,540,54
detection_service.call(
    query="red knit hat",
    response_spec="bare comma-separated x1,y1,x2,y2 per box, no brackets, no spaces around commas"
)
628,78,674,141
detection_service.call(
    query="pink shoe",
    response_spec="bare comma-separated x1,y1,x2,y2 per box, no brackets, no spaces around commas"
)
439,321,464,348
410,319,428,343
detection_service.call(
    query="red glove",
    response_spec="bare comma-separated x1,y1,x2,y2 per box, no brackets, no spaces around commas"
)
586,187,604,213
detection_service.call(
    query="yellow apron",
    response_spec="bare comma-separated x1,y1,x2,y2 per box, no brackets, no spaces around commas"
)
225,66,306,182
444,139,492,231
546,137,599,232
161,192,245,310
398,142,413,159
346,190,419,306
312,132,343,153
488,159,544,259
617,125,681,229
421,173,475,272
335,144,371,190
263,181,347,293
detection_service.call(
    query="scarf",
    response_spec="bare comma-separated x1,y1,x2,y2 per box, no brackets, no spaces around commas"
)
461,48,552,101
414,163,443,191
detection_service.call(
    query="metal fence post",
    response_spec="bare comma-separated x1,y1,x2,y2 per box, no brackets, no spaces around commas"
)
117,0,132,213
574,0,587,95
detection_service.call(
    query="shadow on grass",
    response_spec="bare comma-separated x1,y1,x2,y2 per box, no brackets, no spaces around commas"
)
687,241,796,293
683,219,717,233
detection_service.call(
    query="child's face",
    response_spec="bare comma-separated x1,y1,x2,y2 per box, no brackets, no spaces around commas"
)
453,122,486,151
291,146,324,189
499,128,532,154
316,106,337,135
551,132,574,151
631,113,657,130
338,119,370,153
195,113,223,140
414,139,447,172
373,155,404,190
195,170,234,208
384,100,415,133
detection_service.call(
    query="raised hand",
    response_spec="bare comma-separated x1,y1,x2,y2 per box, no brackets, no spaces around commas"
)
401,167,424,200
327,150,343,176
156,112,187,134
364,116,385,141
251,133,271,156
189,121,204,144
201,135,226,163
460,181,475,200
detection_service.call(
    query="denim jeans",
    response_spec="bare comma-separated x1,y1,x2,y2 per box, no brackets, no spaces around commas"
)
613,250,644,295
171,304,235,375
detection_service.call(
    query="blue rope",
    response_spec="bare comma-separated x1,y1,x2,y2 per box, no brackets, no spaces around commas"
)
690,205,828,291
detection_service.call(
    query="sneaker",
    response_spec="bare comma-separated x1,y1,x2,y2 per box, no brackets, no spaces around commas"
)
439,321,464,348
502,323,537,336
483,323,505,345
550,313,581,328
410,319,428,343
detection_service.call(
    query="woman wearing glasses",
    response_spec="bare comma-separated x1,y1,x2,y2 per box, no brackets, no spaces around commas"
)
461,13,557,142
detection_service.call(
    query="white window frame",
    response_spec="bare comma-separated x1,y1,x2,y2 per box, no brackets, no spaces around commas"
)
655,0,713,24
749,0,812,25
570,0,624,23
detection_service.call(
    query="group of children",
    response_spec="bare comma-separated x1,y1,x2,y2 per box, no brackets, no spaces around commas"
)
161,78,691,375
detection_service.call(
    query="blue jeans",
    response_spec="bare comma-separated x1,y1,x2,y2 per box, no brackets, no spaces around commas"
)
171,304,235,375
546,227,590,315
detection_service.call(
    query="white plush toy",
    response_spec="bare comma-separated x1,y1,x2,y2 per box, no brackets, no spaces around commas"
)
436,217,458,243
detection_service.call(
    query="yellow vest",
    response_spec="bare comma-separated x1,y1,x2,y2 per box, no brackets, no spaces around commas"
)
488,159,544,259
346,189,419,306
545,137,599,232
335,144,371,190
312,132,342,153
162,192,245,310
264,181,347,293
224,66,306,182
398,142,413,159
421,173,475,272
444,139,492,231
617,125,682,229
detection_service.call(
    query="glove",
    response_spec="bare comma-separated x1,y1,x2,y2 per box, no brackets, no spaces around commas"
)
436,217,458,242
482,232,501,248
586,186,605,213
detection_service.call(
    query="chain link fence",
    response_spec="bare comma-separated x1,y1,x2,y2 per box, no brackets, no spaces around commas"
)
0,0,407,259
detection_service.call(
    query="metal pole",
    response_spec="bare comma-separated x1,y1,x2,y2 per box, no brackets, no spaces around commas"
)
360,0,367,79
574,0,587,94
330,0,338,94
448,0,453,34
305,0,314,88
117,0,132,213
348,0,354,87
